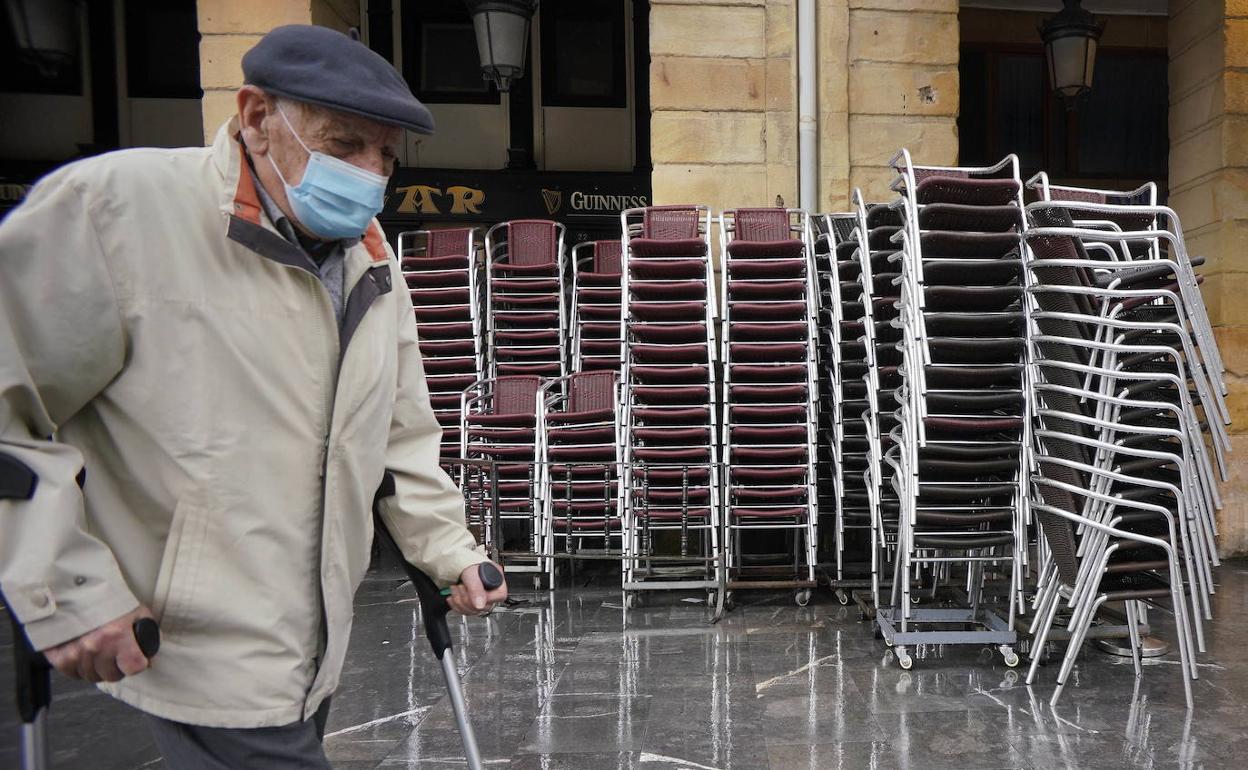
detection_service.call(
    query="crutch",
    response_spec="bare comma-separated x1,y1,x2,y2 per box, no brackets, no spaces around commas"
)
373,510,503,770
0,452,161,770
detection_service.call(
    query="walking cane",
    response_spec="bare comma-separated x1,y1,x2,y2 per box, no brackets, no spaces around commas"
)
1,453,161,770
373,508,502,770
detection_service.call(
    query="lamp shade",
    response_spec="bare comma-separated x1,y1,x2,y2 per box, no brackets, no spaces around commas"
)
464,0,538,92
1040,0,1104,105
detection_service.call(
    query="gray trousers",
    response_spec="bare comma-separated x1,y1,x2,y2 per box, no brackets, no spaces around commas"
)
145,699,333,769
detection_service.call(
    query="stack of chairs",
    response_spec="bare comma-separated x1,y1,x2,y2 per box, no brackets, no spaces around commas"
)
619,205,723,605
876,151,1030,670
570,240,625,372
1020,192,1230,709
717,208,819,606
849,193,908,611
485,220,568,380
537,370,623,585
397,228,484,462
461,375,545,585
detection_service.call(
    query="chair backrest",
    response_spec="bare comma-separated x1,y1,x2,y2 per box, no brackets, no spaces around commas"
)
1031,461,1083,587
505,220,558,266
593,240,622,273
493,376,542,415
568,371,617,413
425,228,472,258
642,206,700,240
733,208,792,243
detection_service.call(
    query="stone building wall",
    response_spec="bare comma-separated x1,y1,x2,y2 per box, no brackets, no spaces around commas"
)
1169,0,1248,555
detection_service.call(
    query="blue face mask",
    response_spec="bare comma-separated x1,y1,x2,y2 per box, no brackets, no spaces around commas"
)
268,106,389,240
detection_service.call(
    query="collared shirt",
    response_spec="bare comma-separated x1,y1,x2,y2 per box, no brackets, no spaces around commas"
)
251,164,353,327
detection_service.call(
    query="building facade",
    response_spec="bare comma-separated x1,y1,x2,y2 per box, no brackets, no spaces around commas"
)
1,0,1245,553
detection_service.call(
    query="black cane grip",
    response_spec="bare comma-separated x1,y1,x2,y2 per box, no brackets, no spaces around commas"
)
133,618,161,659
478,562,504,591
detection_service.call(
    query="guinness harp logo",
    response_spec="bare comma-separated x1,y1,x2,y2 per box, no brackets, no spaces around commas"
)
541,188,563,215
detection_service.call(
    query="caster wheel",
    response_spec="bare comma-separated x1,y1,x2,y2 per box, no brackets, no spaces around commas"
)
624,593,642,609
1003,649,1021,668
706,591,718,606
836,589,850,606
795,589,812,607
898,654,914,671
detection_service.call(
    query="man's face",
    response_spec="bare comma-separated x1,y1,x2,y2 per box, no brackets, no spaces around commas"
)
267,100,403,185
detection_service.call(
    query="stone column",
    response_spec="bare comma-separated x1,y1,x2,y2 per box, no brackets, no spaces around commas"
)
197,0,360,143
1169,0,1248,555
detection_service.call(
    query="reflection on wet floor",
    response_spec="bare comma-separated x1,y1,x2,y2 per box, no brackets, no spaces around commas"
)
3,561,1248,769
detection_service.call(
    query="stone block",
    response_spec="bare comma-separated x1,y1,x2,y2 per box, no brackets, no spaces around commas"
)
1187,218,1248,274
850,165,896,202
1169,122,1224,185
766,2,795,59
200,89,239,142
848,62,958,116
1170,79,1222,144
1214,326,1248,376
651,57,767,111
766,57,795,112
819,109,851,170
199,34,263,89
1169,168,1248,232
848,0,957,10
1226,71,1248,115
766,163,798,208
848,9,958,66
652,0,767,5
651,5,766,59
651,111,766,165
848,114,957,167
1169,32,1225,102
651,163,770,209
766,111,796,165
1230,18,1248,67
1168,0,1226,58
197,0,310,35
1216,432,1248,556
1203,272,1248,326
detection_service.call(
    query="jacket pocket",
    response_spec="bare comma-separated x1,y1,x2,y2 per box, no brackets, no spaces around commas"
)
150,493,209,632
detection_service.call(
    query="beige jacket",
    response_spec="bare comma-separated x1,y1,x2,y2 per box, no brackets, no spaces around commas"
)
0,119,485,728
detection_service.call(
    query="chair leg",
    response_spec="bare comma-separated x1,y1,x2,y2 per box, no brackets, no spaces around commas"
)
1125,600,1143,678
1027,583,1063,686
1051,594,1107,709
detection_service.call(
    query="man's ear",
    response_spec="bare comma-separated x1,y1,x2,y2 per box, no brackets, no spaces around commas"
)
237,85,273,154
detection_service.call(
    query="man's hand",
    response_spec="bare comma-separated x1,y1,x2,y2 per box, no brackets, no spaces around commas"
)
42,606,156,683
446,562,507,616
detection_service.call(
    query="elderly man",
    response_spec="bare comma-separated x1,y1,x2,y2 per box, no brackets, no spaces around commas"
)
0,24,505,767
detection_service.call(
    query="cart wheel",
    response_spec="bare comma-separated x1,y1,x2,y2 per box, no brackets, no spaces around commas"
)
1001,646,1020,668
795,589,812,607
835,588,850,606
706,590,718,606
897,651,914,670
624,592,642,610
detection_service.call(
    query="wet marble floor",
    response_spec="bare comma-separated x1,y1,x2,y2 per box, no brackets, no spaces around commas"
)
3,560,1248,769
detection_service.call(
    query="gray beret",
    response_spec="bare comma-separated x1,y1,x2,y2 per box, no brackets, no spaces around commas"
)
242,25,434,134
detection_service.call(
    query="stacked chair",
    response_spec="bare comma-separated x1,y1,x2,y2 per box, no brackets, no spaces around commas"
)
619,205,724,607
1020,190,1230,709
876,151,1030,670
570,240,625,372
717,208,819,606
537,370,624,585
460,375,546,585
397,228,484,462
484,220,568,380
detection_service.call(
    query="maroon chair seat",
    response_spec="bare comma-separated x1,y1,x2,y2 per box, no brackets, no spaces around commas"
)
548,447,618,465
730,425,808,444
728,281,807,300
728,342,808,363
728,363,809,383
923,285,1022,312
728,302,807,321
577,288,621,303
726,240,805,258
491,262,560,277
493,328,560,345
430,394,465,411
630,467,711,485
915,176,1020,207
730,322,809,342
731,446,808,464
630,365,710,384
410,287,470,305
491,279,561,295
494,345,563,361
402,255,468,272
729,506,808,520
416,321,475,340
918,204,1022,233
545,407,615,425
636,488,711,504
921,364,1022,389
546,425,616,445
630,406,711,424
578,305,622,320
629,280,710,301
427,373,478,391
633,426,711,444
628,238,707,257
419,339,476,356
628,385,710,404
405,270,467,289
729,405,807,423
496,362,562,376
578,272,623,287
492,311,560,327
920,231,1020,259
413,306,472,323
628,259,707,280
580,321,623,338
731,467,806,485
867,226,901,250
580,340,621,356
631,507,714,522
628,302,708,322
922,259,1021,286
729,384,807,401
581,357,622,371
630,343,709,364
922,415,1023,437
631,447,712,463
551,517,622,531
491,293,561,308
730,487,807,502
916,483,1016,503
728,259,806,279
466,445,536,460
424,357,479,376
629,323,707,344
